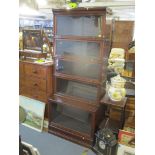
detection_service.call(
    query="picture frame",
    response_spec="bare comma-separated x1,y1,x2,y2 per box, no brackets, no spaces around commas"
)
23,29,43,52
19,95,45,132
118,129,135,147
117,143,135,155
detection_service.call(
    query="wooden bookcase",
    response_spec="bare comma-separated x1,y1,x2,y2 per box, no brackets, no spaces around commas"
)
48,7,110,147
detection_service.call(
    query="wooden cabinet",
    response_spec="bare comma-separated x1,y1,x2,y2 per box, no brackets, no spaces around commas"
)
100,94,127,133
111,20,134,50
19,61,53,117
48,7,110,147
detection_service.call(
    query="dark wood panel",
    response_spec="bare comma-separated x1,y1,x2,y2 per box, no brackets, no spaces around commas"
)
51,121,91,138
48,124,93,148
124,96,135,128
94,105,106,133
54,72,101,85
46,64,53,94
51,96,98,112
54,36,107,41
112,21,134,50
52,7,106,15
53,93,99,108
109,107,122,121
53,55,103,64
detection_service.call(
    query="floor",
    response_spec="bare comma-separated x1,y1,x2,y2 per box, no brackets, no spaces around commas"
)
19,124,96,155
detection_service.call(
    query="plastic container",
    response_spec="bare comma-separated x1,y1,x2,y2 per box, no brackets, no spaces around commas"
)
107,75,126,101
111,75,126,88
108,86,126,101
109,48,125,59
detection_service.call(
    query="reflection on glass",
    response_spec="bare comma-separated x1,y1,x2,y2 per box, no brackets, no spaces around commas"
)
57,16,102,36
56,40,100,58
56,59,100,79
56,78,98,101
51,102,91,134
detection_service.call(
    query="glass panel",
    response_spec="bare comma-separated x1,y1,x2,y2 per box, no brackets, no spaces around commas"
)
51,102,91,134
55,59,100,79
56,78,98,101
56,15,102,36
56,40,100,58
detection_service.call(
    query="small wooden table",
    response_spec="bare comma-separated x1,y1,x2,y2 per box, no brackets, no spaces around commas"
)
101,93,127,108
100,94,127,132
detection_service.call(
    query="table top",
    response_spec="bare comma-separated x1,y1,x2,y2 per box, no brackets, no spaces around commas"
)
100,93,127,108
19,59,53,66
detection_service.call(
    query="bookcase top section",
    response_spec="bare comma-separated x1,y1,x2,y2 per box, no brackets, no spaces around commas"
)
52,7,107,15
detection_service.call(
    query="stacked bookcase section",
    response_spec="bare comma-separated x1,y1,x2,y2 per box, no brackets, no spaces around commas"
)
48,7,110,147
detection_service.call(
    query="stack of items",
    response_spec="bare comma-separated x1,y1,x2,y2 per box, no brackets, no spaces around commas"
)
108,48,125,74
121,47,135,78
108,75,126,101
117,127,135,155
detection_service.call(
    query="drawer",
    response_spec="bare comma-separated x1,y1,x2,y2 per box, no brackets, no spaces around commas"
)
49,124,92,147
24,64,46,78
24,76,46,91
20,87,47,102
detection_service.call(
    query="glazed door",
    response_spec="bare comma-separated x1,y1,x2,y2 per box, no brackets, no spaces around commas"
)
51,101,92,135
54,39,102,60
56,15,102,37
55,78,98,102
55,58,101,80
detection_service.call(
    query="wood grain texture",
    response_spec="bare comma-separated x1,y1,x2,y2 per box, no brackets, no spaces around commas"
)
48,8,110,147
124,97,135,128
112,20,134,50
19,61,53,119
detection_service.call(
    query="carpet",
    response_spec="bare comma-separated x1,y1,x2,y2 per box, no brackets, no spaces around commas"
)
19,124,96,155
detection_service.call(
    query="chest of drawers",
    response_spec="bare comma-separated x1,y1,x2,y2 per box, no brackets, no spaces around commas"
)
19,61,53,117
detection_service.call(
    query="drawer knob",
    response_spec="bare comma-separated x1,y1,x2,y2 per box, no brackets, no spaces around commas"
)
34,95,38,99
33,70,38,74
34,83,38,87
